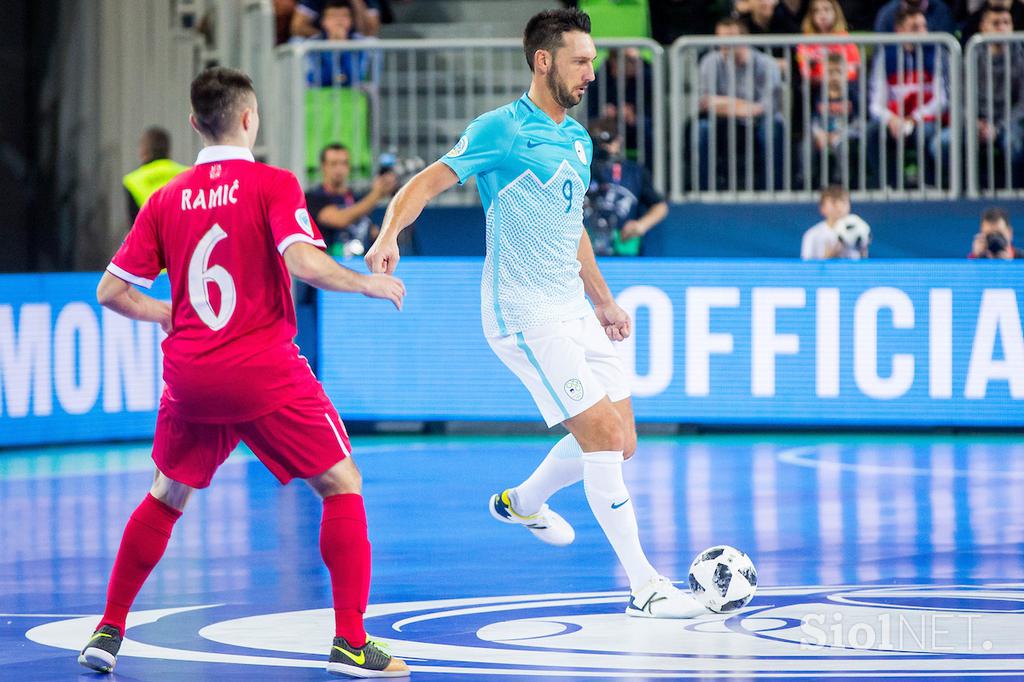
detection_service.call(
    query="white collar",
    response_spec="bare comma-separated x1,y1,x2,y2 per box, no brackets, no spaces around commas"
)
195,145,255,164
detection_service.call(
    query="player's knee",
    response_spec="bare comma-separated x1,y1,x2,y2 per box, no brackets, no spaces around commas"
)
590,420,626,454
622,432,638,460
307,457,362,497
149,470,195,511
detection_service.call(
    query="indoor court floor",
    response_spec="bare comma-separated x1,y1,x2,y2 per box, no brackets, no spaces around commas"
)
1,433,1022,680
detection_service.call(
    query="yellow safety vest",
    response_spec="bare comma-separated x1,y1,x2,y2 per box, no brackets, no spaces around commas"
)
123,158,189,208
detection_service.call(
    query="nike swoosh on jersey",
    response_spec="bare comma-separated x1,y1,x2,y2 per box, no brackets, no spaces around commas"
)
332,646,366,665
611,498,630,509
526,139,562,148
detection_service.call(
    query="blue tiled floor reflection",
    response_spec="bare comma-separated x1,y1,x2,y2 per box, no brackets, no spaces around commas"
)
1,434,1021,680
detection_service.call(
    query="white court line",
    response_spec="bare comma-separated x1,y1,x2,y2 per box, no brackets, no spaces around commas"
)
776,446,1024,480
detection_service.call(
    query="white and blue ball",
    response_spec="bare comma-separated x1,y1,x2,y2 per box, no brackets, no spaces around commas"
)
836,213,871,249
687,545,757,613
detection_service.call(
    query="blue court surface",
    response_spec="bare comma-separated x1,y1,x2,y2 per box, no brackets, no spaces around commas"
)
2,433,1023,681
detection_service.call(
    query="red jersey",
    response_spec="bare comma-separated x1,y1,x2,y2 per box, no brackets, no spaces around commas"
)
108,145,327,423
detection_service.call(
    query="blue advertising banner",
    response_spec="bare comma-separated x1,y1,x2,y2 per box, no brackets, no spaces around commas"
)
1,261,1020,448
0,273,168,446
319,260,1024,426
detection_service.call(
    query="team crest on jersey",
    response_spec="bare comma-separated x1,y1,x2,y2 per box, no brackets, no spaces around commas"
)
574,140,587,164
209,164,222,180
564,378,584,401
447,136,469,158
295,209,314,237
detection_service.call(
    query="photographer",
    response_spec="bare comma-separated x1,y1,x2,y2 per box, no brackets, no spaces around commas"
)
969,207,1023,260
583,118,668,257
305,143,397,257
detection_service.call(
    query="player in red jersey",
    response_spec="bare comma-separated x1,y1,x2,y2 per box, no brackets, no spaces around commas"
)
77,67,409,678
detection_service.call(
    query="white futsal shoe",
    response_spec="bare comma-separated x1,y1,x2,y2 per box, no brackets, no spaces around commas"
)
489,489,575,546
626,575,707,618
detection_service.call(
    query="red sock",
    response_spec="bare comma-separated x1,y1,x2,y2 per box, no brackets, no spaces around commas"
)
97,493,182,634
320,493,371,647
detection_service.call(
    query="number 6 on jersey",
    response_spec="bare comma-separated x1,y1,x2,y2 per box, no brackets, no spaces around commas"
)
188,223,236,331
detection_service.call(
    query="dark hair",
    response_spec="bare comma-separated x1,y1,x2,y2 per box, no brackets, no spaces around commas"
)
319,142,349,165
894,5,926,27
981,3,1012,21
820,184,849,204
589,117,619,145
715,16,750,34
324,0,353,12
141,126,172,161
190,67,256,141
981,206,1010,226
523,8,591,72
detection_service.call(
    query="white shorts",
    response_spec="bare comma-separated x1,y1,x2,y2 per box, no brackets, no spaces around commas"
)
487,315,632,428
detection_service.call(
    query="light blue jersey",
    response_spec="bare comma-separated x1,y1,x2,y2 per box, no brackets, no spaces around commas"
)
441,93,594,337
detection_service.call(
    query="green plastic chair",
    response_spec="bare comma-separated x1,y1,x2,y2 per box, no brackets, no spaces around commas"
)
579,0,652,69
305,87,373,183
580,0,650,39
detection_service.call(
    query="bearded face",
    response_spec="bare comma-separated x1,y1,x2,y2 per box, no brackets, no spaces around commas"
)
546,60,584,109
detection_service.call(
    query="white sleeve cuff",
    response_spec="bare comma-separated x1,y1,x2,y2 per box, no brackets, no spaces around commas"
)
106,262,155,289
277,233,327,255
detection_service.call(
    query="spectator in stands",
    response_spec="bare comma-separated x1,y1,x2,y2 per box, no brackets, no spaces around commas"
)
291,0,385,38
738,0,807,32
841,0,891,30
801,185,871,259
274,0,297,45
969,207,1023,258
810,53,864,185
584,118,669,256
959,0,1024,44
738,0,803,61
797,0,861,84
123,127,188,224
867,6,948,187
306,143,397,257
874,0,957,32
649,0,732,44
694,17,785,190
306,0,371,87
588,48,654,167
966,4,1024,188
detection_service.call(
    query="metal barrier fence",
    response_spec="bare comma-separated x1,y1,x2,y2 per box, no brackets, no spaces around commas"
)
964,32,1024,199
669,33,962,203
271,38,665,205
265,33,1024,204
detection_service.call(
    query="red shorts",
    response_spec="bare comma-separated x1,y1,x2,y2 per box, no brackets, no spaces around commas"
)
152,386,351,489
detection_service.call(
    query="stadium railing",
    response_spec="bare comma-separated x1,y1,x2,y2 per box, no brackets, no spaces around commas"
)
963,32,1024,199
270,38,665,204
668,32,963,203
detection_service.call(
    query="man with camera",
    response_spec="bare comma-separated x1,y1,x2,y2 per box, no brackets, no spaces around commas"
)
583,117,668,256
305,143,397,257
969,207,1023,260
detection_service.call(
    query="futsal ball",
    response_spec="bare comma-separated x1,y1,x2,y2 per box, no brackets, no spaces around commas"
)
687,545,757,613
836,213,871,249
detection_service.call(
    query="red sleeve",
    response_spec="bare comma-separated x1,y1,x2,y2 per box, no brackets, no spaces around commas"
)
267,169,326,255
108,193,164,288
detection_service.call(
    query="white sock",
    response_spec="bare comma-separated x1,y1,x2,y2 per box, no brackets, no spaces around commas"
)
509,433,584,515
582,450,658,591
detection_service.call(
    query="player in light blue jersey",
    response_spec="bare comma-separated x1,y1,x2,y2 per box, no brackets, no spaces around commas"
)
366,8,702,619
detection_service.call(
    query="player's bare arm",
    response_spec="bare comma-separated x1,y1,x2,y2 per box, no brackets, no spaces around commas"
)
96,271,172,332
577,230,630,342
316,173,396,228
365,161,459,274
283,241,406,310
